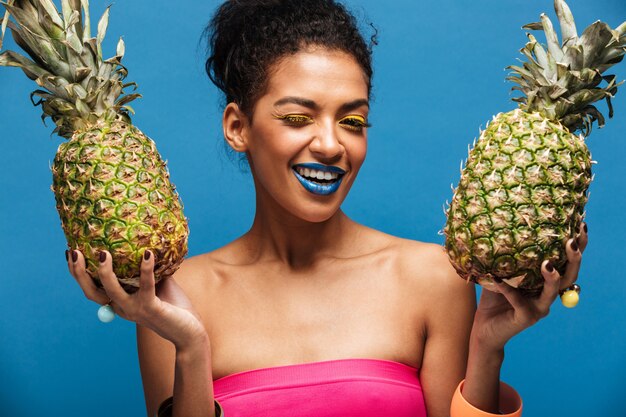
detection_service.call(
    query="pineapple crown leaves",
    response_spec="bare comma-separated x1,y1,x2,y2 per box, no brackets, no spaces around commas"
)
507,0,626,136
0,0,141,138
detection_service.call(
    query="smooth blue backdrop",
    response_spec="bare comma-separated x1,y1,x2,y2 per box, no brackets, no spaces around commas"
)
1,1,624,416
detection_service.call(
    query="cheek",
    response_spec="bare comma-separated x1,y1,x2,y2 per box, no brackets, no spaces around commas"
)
349,137,368,169
251,128,310,164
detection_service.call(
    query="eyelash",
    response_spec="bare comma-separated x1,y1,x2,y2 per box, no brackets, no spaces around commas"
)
339,116,371,132
273,114,371,132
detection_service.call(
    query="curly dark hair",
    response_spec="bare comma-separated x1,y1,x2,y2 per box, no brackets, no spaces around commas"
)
204,0,377,116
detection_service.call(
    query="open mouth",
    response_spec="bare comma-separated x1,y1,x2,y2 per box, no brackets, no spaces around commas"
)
291,163,346,195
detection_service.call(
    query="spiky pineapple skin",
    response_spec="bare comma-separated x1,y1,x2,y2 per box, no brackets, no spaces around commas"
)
52,120,188,291
444,110,591,296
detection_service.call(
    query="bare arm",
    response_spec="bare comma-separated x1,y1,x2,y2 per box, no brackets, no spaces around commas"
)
138,325,216,417
67,250,218,417
403,243,477,417
461,223,588,413
173,337,216,417
407,225,585,416
420,277,476,417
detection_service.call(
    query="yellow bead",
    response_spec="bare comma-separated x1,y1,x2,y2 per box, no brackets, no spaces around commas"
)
561,290,579,308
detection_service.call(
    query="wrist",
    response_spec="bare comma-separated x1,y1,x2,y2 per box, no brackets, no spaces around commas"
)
466,336,505,368
463,345,505,414
469,328,506,357
175,332,211,359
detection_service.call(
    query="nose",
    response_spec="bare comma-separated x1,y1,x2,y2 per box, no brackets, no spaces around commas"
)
308,123,344,161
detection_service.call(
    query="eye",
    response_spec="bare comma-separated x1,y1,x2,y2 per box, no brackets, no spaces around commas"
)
274,114,314,126
339,115,371,132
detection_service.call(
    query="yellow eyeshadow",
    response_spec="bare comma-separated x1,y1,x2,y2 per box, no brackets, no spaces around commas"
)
342,115,366,124
272,113,370,130
272,114,313,124
339,115,370,130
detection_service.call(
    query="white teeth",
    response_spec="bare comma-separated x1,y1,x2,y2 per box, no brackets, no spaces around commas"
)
295,167,340,180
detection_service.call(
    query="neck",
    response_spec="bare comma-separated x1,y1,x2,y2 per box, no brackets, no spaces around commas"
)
241,189,359,270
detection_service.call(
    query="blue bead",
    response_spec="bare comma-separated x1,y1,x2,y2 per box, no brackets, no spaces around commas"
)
98,304,115,323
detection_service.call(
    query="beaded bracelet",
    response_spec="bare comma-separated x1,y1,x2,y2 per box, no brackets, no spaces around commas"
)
156,396,224,417
450,380,522,417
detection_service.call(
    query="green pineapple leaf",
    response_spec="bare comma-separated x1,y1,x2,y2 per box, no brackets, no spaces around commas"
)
80,0,91,41
554,0,577,46
508,0,626,134
95,5,110,59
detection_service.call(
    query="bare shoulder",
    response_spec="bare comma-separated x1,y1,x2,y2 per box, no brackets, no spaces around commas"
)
389,243,475,417
169,251,219,290
165,247,235,313
349,224,472,290
352,226,476,308
391,238,476,309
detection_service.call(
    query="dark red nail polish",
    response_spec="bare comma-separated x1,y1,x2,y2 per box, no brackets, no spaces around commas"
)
144,250,151,261
65,250,69,261
546,261,554,272
71,250,78,263
99,251,106,263
571,239,579,252
583,223,588,234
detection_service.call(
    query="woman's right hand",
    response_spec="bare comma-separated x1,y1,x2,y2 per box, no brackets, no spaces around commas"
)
66,249,208,351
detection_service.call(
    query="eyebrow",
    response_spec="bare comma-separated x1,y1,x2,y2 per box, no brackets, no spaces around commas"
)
273,96,369,113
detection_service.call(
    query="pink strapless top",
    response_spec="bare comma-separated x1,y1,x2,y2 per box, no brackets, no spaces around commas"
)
213,358,427,417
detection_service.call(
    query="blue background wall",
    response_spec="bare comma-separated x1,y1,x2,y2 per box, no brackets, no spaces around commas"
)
1,1,624,416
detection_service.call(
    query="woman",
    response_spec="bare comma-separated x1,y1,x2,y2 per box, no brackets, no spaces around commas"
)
66,1,586,416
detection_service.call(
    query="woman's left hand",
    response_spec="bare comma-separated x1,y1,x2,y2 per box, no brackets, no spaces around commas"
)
471,222,588,351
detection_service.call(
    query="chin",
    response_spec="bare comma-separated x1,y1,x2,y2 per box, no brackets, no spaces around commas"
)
294,207,340,224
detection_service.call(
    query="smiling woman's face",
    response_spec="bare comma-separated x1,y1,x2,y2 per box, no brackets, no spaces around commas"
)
237,47,370,223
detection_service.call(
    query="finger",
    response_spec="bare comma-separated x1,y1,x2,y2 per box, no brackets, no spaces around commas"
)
537,260,561,308
577,222,588,253
98,250,130,304
69,249,109,305
66,249,74,275
561,238,582,290
138,250,157,302
494,280,527,312
67,248,81,279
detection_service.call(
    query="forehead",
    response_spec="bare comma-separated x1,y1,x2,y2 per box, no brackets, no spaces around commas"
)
263,48,369,102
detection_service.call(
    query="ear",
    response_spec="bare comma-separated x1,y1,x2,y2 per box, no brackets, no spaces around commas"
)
222,102,250,152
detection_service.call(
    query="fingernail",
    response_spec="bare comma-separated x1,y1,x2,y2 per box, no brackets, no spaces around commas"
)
546,261,554,272
65,250,69,261
583,223,588,234
71,250,78,263
144,250,151,261
571,239,579,252
99,251,106,263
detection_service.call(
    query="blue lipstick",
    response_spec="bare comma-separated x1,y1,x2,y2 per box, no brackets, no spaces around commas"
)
292,163,346,196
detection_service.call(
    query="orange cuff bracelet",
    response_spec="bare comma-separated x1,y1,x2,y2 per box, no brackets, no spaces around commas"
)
450,380,522,417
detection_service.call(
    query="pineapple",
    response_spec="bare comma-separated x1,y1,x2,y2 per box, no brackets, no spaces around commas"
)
0,0,188,291
444,0,626,297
